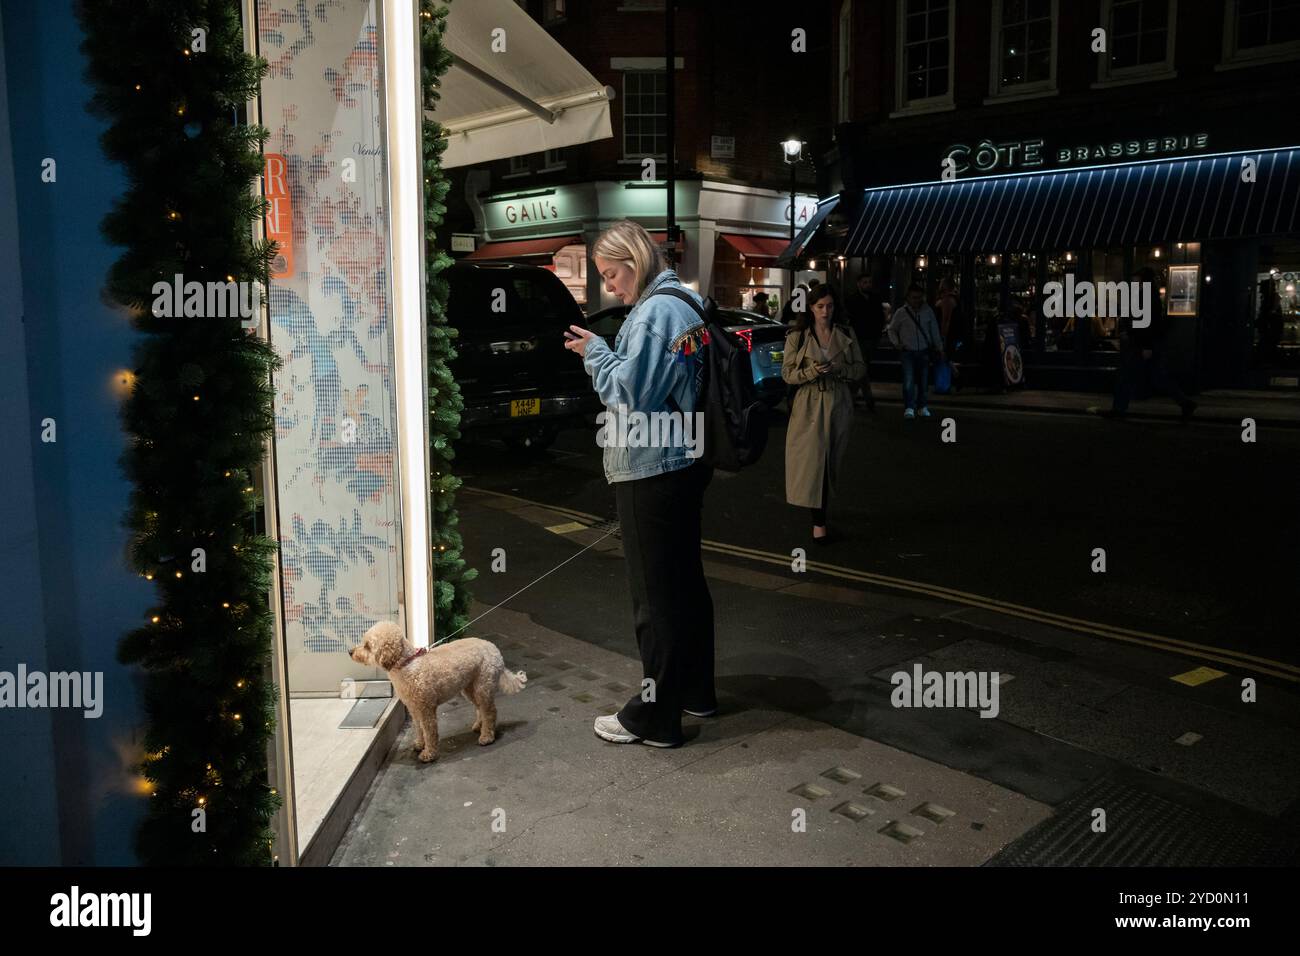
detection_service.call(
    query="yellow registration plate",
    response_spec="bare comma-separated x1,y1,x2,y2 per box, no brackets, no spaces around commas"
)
770,351,783,363
510,398,540,417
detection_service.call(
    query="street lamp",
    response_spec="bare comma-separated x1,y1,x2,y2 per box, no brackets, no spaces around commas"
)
782,138,805,298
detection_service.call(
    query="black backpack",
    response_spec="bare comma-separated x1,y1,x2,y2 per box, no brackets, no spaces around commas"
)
650,287,768,471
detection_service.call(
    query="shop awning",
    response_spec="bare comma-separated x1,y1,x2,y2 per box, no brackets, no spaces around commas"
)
433,0,613,169
465,235,581,260
775,195,841,267
842,147,1300,255
720,234,790,264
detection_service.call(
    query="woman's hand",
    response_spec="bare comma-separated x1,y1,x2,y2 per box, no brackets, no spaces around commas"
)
564,325,598,358
814,361,832,375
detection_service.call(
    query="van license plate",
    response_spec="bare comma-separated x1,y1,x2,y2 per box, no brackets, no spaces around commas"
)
510,398,540,417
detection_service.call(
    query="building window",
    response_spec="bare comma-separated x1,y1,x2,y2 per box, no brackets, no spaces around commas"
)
507,154,531,177
1098,0,1176,82
543,0,566,23
838,1,853,122
991,0,1057,95
896,0,954,111
542,148,566,170
623,70,667,160
1222,0,1300,65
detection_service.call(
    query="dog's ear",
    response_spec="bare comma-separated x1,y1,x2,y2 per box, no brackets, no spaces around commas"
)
371,623,405,670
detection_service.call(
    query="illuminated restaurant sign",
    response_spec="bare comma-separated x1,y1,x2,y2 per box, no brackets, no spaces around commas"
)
943,133,1210,177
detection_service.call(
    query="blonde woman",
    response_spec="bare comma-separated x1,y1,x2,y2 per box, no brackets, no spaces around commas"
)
781,285,866,542
562,220,716,748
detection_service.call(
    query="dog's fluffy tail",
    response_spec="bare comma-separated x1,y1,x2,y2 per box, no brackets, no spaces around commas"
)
498,669,528,695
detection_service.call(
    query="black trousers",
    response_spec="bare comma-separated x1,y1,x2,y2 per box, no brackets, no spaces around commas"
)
614,461,716,745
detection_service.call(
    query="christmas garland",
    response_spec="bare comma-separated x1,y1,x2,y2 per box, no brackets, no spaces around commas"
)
421,0,477,639
77,0,280,864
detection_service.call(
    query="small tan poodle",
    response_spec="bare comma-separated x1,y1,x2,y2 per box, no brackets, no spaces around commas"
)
350,621,527,762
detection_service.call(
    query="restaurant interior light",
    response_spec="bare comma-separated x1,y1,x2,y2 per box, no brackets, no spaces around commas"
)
988,254,999,265
1153,248,1162,258
781,138,804,162
1065,251,1074,261
808,260,816,269
917,256,927,268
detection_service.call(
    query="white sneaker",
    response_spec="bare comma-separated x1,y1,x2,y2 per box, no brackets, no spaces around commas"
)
593,714,676,747
919,406,932,417
903,408,916,419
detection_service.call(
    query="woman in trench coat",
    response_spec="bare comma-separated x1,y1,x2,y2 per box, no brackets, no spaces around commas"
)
781,284,866,542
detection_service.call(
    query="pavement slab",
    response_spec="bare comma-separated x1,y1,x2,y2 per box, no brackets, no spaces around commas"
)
332,604,1051,866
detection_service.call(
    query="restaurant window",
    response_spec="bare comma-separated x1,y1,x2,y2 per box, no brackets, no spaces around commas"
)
1087,249,1128,352
1253,240,1300,369
974,254,1002,345
1042,251,1077,351
896,0,954,111
991,0,1056,95
1098,0,1175,82
1007,252,1038,345
1222,0,1300,65
839,1,853,123
542,148,566,170
507,154,531,177
623,70,667,160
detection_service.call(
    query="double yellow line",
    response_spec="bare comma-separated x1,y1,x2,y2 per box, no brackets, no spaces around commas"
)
465,487,1300,684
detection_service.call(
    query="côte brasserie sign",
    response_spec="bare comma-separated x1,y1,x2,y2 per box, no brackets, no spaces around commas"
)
943,132,1210,178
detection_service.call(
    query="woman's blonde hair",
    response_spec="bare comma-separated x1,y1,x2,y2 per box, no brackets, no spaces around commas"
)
591,220,666,296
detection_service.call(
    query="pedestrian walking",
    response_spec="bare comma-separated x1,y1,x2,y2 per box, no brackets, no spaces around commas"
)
1104,267,1197,420
935,277,965,393
845,271,886,410
781,285,866,542
887,282,945,418
563,219,717,748
751,291,771,318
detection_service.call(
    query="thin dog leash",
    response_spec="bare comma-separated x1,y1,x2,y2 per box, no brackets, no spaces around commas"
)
428,528,616,647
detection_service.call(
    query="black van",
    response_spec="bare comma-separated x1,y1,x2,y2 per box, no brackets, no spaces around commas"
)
443,261,600,451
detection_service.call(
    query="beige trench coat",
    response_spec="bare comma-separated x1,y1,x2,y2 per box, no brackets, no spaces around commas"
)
781,323,866,509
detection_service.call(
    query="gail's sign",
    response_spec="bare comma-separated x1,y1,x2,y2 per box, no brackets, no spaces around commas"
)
943,133,1210,178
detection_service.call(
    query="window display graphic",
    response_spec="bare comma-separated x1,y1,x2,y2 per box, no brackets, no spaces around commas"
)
259,1,404,691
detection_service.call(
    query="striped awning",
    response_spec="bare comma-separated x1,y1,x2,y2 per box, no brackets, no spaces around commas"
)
842,147,1300,256
775,194,841,267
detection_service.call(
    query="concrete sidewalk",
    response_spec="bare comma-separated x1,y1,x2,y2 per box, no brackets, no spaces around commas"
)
865,382,1300,426
331,487,1300,867
331,603,1051,866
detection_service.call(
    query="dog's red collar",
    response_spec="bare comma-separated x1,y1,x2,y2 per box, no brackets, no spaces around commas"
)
396,647,427,670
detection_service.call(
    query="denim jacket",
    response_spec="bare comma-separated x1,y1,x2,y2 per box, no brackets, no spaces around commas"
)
582,268,706,483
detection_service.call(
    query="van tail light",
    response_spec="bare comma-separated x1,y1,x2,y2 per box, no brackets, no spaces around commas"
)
735,328,753,352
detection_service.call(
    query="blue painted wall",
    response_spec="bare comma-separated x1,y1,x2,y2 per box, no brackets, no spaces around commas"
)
0,0,151,864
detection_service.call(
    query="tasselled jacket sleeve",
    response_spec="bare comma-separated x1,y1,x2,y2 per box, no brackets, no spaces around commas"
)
582,308,679,413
